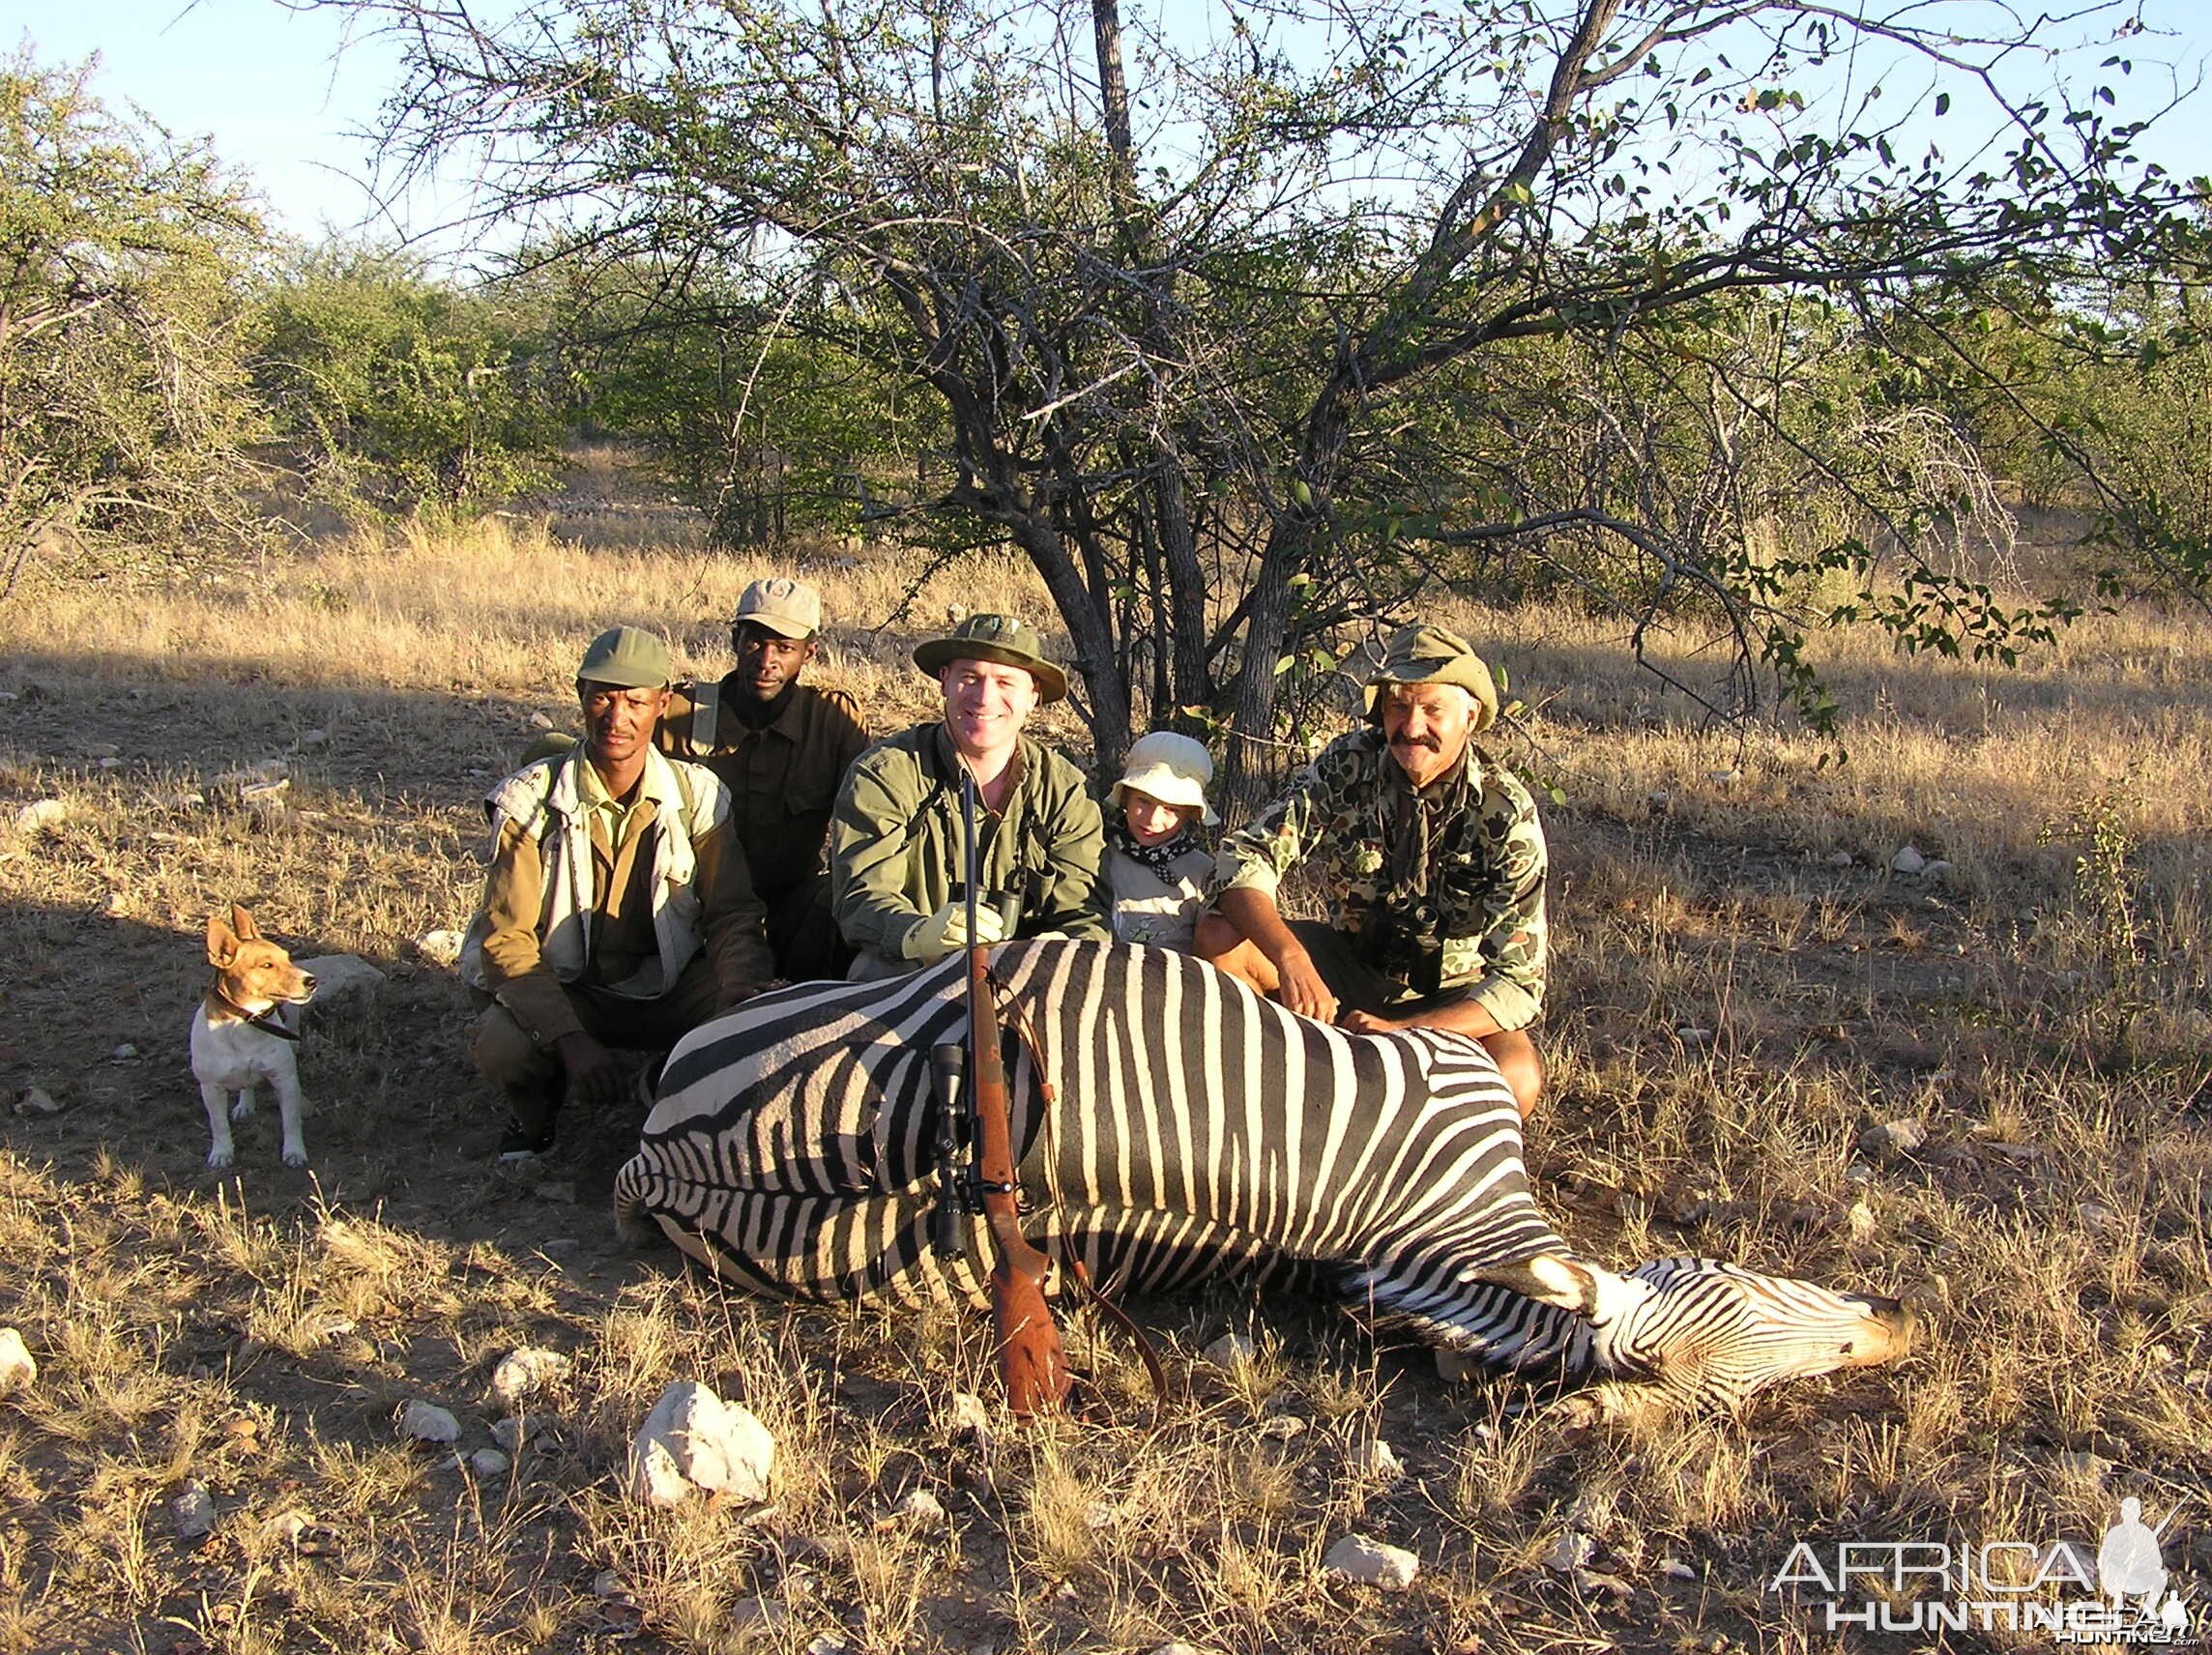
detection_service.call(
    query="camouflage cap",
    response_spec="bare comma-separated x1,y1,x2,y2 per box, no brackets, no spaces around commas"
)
576,624,673,689
1363,623,1499,733
913,612,1069,704
732,576,823,639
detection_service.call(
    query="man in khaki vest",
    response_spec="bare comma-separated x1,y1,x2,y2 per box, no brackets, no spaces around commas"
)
464,626,774,1158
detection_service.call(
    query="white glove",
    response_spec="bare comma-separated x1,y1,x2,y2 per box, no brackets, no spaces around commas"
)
900,899,1010,963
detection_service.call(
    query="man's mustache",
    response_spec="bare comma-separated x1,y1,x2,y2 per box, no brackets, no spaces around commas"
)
1390,732,1442,752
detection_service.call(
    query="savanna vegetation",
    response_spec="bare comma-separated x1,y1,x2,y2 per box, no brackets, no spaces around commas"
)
2,0,2210,1649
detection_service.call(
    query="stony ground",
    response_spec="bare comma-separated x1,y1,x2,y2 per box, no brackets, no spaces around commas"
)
0,514,2206,1653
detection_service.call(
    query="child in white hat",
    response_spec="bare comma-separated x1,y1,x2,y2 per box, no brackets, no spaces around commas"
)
1102,731,1219,952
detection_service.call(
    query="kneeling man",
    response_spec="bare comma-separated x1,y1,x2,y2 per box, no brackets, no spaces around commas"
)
830,612,1108,976
1197,623,1549,1117
462,625,775,1157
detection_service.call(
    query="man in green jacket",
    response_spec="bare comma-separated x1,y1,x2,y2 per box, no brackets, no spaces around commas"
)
830,613,1109,976
1196,623,1549,1117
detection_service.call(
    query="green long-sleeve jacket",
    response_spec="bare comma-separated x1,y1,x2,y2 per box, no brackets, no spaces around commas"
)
830,722,1109,966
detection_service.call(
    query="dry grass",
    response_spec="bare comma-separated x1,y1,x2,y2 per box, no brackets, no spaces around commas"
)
0,506,2206,1652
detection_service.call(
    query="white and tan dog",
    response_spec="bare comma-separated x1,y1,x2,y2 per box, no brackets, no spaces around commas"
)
190,905,317,1169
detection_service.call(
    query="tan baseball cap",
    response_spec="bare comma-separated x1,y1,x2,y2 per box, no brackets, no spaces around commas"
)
732,577,823,639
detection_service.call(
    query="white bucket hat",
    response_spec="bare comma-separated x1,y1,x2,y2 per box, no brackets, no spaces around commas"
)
1112,731,1218,827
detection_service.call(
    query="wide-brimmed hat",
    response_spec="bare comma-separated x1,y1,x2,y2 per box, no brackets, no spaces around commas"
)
1112,731,1218,827
1362,623,1499,733
913,613,1069,704
577,624,672,689
732,576,822,639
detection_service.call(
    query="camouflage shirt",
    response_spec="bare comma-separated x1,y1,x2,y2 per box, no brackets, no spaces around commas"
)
1213,729,1548,1030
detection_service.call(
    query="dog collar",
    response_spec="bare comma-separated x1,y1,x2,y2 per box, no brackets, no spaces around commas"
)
216,992,304,1042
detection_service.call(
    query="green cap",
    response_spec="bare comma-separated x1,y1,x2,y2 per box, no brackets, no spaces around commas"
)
1363,623,1499,733
912,612,1069,704
576,625,672,688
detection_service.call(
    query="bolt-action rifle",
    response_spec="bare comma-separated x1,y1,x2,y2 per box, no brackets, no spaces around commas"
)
959,768,1069,1416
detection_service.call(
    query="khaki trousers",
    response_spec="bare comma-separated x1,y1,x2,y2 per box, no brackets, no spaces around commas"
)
471,953,725,1131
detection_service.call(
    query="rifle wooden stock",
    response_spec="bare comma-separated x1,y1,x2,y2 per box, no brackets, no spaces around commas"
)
968,939,1070,1416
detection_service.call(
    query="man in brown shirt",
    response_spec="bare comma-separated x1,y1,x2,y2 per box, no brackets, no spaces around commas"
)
659,577,870,979
461,626,775,1158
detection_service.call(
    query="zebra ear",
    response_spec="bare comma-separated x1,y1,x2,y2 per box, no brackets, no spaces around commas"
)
1469,1253,1603,1313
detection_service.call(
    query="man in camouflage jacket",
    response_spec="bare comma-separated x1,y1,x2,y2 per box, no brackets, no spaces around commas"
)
1198,623,1549,1116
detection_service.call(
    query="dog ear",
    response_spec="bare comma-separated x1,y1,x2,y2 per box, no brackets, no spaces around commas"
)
207,912,241,967
229,903,259,942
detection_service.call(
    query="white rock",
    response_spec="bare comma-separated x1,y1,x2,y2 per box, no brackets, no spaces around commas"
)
888,1487,946,1526
1705,768,1741,787
83,742,120,760
13,1086,59,1118
1203,1332,1257,1371
528,711,556,731
1257,1413,1306,1440
732,1598,791,1632
804,1636,848,1655
412,929,465,967
171,1480,217,1539
626,1379,775,1507
592,1569,630,1600
1541,1529,1596,1574
2079,1201,2120,1233
489,1415,532,1453
98,757,123,770
1149,1645,1208,1655
109,1043,138,1061
945,1391,992,1439
1922,858,1954,881
489,1346,571,1410
265,1509,313,1545
297,955,385,1010
1861,1117,1927,1155
1848,1201,1877,1241
1826,850,1855,867
13,798,68,832
468,1448,509,1477
298,729,329,748
0,1327,38,1393
1675,1026,1713,1048
1322,1533,1419,1590
1353,1439,1404,1480
399,1401,461,1443
1889,845,1927,876
1661,1556,1698,1580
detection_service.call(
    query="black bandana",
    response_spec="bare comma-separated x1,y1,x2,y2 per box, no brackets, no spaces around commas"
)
1361,750,1473,993
1110,819,1194,882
